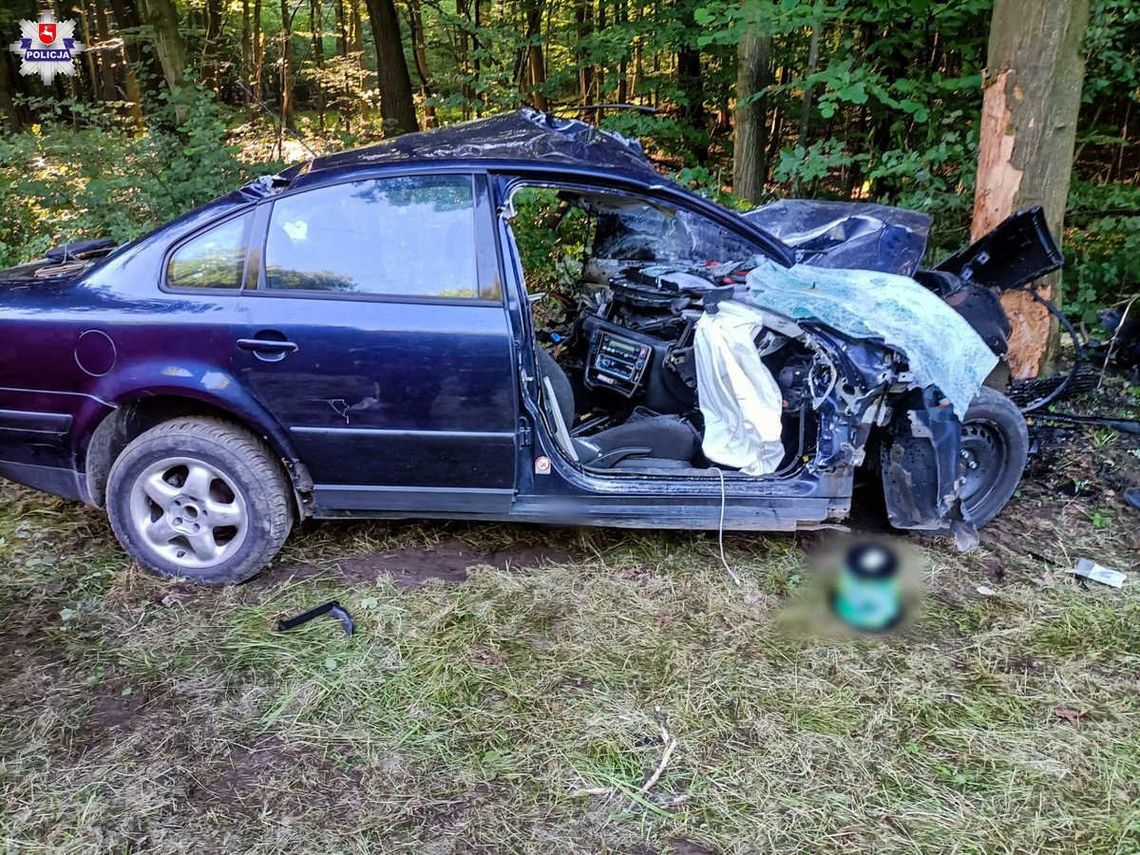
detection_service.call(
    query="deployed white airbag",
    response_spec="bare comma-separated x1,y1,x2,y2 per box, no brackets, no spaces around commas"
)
694,301,786,475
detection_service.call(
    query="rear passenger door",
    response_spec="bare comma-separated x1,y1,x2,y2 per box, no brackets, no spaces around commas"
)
235,171,518,514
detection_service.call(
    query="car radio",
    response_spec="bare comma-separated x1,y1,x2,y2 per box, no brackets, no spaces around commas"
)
585,330,653,398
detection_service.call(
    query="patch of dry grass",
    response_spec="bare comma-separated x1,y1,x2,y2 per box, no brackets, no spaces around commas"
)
1,462,1138,852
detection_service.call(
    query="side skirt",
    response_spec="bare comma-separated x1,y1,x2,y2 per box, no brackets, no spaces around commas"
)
311,489,840,530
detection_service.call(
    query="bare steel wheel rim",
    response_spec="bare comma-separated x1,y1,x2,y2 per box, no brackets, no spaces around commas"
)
127,456,249,570
959,419,1009,515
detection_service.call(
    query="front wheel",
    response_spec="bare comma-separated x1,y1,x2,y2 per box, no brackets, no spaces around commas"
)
106,417,293,585
958,387,1029,528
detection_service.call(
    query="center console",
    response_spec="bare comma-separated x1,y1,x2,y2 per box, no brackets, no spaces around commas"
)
585,329,653,398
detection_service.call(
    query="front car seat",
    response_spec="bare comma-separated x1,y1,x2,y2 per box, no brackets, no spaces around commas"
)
535,349,698,470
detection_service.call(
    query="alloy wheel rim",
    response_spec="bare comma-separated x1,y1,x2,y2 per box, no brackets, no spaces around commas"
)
128,456,249,570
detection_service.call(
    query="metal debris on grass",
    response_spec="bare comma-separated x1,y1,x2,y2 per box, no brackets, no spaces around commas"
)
276,600,356,635
1073,557,1127,589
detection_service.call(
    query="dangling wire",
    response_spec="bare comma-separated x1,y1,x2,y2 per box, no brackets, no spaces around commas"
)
714,467,741,586
1016,286,1086,413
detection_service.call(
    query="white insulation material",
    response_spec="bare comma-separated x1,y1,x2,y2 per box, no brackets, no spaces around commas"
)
694,301,786,476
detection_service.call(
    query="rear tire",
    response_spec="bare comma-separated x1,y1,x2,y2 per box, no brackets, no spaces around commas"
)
958,387,1028,528
106,417,292,585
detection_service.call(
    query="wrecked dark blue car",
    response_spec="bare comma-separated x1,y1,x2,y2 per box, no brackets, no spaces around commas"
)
0,110,1058,583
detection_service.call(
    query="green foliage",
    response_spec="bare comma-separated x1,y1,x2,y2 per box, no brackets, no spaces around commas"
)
0,88,277,267
511,187,594,294
691,0,992,258
1064,180,1140,324
600,111,708,167
1082,0,1140,105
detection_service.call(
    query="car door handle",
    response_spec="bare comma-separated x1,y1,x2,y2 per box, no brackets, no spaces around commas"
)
237,337,299,353
234,335,296,362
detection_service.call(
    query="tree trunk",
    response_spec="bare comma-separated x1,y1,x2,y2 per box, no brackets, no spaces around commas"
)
334,0,353,133
454,0,472,116
362,0,419,134
615,0,627,104
77,4,100,100
279,0,295,133
92,0,120,102
350,0,363,56
971,0,1090,378
252,0,264,98
595,0,606,120
574,0,593,109
137,0,187,102
524,1,546,110
239,0,250,85
407,0,436,125
630,29,642,104
677,48,706,160
241,0,251,95
108,0,163,105
117,39,145,120
0,53,22,131
311,0,327,130
334,0,348,55
471,0,482,114
798,1,823,146
204,0,225,91
733,30,770,204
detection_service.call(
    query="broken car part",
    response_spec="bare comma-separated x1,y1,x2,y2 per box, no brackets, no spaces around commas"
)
1073,558,1127,589
276,600,355,635
1033,412,1140,435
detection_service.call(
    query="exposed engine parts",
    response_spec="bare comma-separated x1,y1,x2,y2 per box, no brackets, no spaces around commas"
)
547,260,904,479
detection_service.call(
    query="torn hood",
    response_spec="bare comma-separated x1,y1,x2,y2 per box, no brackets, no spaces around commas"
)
593,197,931,276
742,257,997,417
742,200,932,277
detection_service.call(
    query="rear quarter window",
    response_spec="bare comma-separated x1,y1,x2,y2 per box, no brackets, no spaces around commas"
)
166,212,253,290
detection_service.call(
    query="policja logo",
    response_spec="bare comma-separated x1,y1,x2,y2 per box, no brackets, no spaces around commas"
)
9,12,85,85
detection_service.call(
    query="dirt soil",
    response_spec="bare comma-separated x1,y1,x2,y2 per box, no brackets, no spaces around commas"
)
264,535,583,588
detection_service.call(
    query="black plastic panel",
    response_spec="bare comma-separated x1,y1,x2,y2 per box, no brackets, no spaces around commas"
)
935,207,1063,292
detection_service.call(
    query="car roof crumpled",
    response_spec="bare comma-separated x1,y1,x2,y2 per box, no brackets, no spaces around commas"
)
742,257,998,418
299,109,663,179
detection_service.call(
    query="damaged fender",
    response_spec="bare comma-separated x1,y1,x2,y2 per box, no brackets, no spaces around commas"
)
879,388,967,532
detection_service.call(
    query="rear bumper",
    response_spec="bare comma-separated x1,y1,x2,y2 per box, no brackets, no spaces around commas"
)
0,402,93,503
0,460,88,503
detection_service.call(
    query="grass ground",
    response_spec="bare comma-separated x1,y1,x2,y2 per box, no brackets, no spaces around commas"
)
1,417,1138,853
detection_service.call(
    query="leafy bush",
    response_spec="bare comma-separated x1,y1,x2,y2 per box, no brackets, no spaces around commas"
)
1064,180,1140,324
510,187,594,291
0,86,278,267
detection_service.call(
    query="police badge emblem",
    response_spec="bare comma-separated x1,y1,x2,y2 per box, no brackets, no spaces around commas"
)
10,13,85,85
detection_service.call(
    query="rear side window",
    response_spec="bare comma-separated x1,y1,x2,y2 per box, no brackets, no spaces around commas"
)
167,212,252,290
263,174,482,299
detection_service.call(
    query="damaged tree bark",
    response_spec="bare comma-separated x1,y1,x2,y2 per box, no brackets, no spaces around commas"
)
971,0,1089,378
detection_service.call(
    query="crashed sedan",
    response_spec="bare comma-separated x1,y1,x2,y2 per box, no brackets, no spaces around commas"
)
0,110,1057,584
